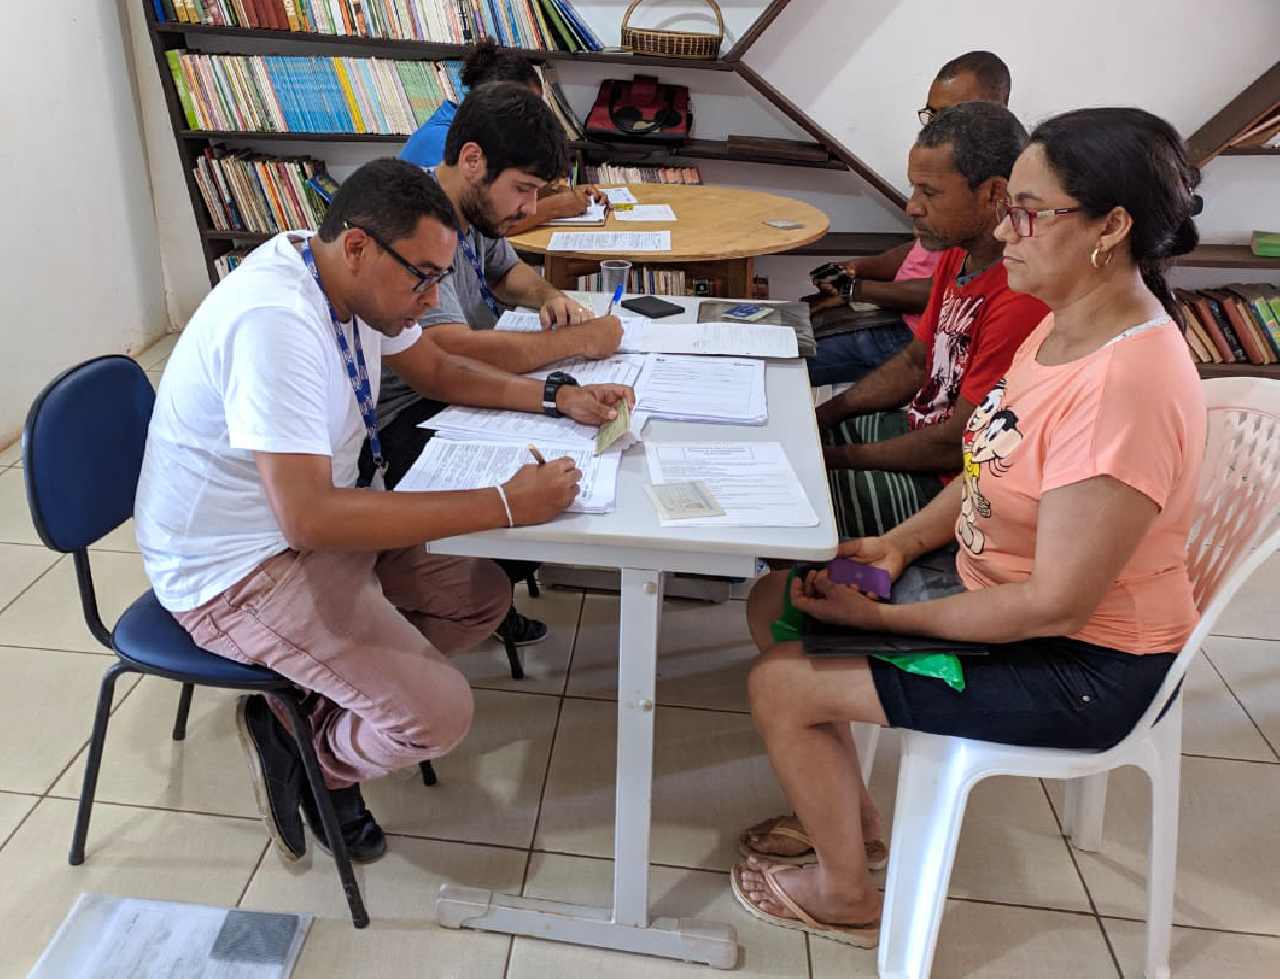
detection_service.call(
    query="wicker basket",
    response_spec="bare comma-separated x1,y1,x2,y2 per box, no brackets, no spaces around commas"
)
620,0,724,61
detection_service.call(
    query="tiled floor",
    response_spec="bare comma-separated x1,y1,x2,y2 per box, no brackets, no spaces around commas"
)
0,335,1277,977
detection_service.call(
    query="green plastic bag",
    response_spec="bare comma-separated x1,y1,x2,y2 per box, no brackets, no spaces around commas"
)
770,567,966,692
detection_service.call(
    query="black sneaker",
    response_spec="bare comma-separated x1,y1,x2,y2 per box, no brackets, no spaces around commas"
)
235,695,307,862
493,605,548,646
301,783,388,864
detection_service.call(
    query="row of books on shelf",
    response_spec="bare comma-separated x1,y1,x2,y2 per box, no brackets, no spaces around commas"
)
195,149,337,233
581,164,703,185
215,247,256,279
571,269,769,299
167,50,465,134
156,0,604,51
1177,285,1280,366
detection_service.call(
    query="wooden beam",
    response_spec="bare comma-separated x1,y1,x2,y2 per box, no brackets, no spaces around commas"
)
1186,60,1280,167
723,0,793,63
734,62,907,211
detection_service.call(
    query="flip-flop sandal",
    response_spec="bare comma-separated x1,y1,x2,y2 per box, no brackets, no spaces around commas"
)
738,814,889,872
730,859,879,949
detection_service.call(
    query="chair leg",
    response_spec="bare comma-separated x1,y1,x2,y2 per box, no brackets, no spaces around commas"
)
500,624,525,680
524,571,540,598
172,683,196,741
878,733,973,979
69,663,133,866
850,721,880,786
273,693,369,929
419,760,438,786
1143,704,1183,979
1063,772,1109,852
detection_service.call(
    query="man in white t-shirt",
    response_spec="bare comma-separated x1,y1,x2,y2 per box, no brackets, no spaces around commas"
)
135,158,632,865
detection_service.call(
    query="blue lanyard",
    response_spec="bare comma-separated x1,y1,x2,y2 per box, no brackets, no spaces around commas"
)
300,241,386,479
427,168,501,317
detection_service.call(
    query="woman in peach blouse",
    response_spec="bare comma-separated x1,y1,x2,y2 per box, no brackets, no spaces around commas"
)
733,107,1206,946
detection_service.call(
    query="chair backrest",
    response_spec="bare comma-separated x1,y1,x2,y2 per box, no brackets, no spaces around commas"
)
23,355,155,553
1128,376,1280,737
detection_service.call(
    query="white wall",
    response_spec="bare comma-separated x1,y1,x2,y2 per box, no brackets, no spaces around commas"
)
0,0,171,445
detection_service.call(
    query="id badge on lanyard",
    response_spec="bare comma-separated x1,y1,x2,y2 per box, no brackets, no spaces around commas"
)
301,241,388,490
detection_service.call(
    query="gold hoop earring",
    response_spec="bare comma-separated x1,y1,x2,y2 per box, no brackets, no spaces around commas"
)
1091,244,1114,269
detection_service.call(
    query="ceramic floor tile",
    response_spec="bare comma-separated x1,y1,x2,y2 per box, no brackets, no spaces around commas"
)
810,901,1115,979
50,679,257,819
1104,917,1280,978
0,790,38,844
1047,758,1280,933
137,331,180,369
243,836,522,979
1211,551,1280,640
0,797,266,976
455,586,582,696
862,730,1092,912
1180,653,1276,761
146,370,164,392
568,595,756,712
1203,637,1280,757
509,852,807,977
0,542,59,612
0,440,21,467
0,548,149,653
535,698,787,870
362,688,560,848
0,645,141,794
91,517,141,553
0,467,42,545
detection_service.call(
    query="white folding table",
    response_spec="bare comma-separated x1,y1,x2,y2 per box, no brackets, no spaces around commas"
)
432,298,837,968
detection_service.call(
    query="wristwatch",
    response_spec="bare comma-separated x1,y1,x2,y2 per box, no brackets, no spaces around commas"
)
542,371,579,417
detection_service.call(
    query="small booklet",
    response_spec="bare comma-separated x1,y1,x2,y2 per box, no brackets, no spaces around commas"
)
644,480,725,520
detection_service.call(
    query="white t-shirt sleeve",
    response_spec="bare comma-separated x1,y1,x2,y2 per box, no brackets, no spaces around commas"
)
380,321,422,356
223,307,335,457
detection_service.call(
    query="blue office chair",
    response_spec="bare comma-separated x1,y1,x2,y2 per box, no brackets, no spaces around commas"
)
22,355,369,928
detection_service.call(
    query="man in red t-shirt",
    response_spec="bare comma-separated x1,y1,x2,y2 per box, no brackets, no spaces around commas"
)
815,101,1048,538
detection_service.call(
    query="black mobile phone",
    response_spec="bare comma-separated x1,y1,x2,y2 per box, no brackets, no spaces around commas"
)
620,295,684,318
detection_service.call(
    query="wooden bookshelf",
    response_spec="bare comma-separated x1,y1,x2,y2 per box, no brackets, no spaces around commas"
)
569,137,847,170
1196,362,1280,380
1175,244,1280,270
1218,146,1280,156
1186,61,1280,166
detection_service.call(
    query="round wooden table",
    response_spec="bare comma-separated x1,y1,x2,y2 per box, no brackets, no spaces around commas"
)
509,184,829,298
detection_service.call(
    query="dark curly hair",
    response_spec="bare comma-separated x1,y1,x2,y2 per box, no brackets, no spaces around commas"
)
443,81,569,183
459,38,540,91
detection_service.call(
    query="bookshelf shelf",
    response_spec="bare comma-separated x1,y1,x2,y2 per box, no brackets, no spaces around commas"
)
204,230,275,242
152,23,735,71
568,138,848,170
1176,244,1280,270
180,129,407,143
1218,146,1280,156
1197,362,1280,380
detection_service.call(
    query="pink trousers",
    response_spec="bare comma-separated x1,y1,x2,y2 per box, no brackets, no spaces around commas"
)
175,546,509,788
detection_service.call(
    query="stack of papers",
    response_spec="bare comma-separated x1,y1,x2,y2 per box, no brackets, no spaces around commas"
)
526,353,647,388
544,201,607,226
425,405,600,447
601,188,638,206
645,442,819,527
495,309,649,352
398,440,622,514
634,355,767,424
640,322,798,358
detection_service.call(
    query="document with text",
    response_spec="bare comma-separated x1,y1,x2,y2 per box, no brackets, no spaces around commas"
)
645,441,819,527
634,355,766,424
547,231,671,252
613,204,677,222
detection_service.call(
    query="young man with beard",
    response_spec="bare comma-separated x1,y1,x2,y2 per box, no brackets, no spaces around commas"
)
378,82,625,645
815,102,1049,539
807,51,1013,386
135,159,631,865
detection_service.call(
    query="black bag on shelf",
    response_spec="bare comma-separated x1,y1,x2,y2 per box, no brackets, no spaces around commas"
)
584,75,691,145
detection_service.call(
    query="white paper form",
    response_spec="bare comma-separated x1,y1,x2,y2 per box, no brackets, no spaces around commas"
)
526,353,647,387
547,231,671,252
601,187,638,205
639,322,798,358
645,442,819,527
633,354,767,424
544,201,607,225
613,204,677,222
494,309,650,352
398,440,621,514
424,405,599,446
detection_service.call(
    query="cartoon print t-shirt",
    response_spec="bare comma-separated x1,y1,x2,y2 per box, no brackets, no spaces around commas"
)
906,247,1048,431
955,314,1207,654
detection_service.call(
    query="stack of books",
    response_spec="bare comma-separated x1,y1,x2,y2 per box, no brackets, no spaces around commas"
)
166,51,465,134
1175,285,1280,366
194,148,336,234
153,0,604,51
582,164,702,185
214,247,256,280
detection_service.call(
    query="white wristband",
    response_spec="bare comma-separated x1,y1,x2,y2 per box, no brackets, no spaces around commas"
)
495,484,514,527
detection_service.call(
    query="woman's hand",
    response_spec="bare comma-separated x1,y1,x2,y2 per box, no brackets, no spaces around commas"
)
837,536,909,584
789,569,888,629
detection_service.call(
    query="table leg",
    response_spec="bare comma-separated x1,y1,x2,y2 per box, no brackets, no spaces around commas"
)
543,253,575,291
437,567,738,968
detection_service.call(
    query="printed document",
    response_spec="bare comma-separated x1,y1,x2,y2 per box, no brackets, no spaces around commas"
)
495,310,649,352
634,355,767,424
613,204,677,222
645,442,819,527
544,201,607,225
639,321,798,358
547,231,671,252
601,187,639,205
399,440,621,514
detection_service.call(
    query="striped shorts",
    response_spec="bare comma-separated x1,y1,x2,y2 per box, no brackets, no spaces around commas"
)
825,410,945,538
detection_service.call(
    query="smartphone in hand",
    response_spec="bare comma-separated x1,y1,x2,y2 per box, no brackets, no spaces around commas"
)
826,558,892,600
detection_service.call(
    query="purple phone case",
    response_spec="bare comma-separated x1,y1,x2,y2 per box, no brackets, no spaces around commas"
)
827,559,892,598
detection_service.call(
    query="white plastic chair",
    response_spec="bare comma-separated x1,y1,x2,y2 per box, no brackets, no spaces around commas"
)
866,377,1280,979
